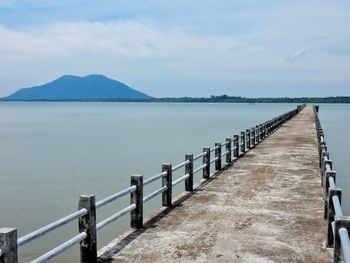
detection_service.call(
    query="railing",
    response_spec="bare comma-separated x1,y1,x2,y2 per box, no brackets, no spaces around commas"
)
0,104,305,263
315,106,350,263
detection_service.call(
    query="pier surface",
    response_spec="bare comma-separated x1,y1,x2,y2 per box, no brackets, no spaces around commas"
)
99,106,331,262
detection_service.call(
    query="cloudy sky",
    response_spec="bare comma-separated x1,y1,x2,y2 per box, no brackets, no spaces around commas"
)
0,0,349,98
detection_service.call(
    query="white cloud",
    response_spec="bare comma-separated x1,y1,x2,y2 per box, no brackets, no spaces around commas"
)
286,47,307,63
0,1,350,97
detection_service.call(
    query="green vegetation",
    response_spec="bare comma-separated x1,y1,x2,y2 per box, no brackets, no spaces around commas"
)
151,95,350,103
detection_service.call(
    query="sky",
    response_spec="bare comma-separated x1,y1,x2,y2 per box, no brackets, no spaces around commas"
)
0,0,350,98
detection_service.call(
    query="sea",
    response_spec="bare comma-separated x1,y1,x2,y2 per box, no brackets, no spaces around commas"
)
0,102,349,262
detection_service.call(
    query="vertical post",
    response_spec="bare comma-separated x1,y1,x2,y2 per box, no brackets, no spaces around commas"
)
320,145,328,171
215,143,222,170
203,147,210,179
324,170,336,219
334,216,350,263
185,154,193,191
320,149,328,182
162,164,172,207
251,127,255,147
225,138,232,164
260,124,264,140
233,135,239,158
256,125,260,143
78,195,97,263
241,131,245,154
130,175,143,229
322,158,332,187
326,188,342,247
0,228,18,263
246,129,250,149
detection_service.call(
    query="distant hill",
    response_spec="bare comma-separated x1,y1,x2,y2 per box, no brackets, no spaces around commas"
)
0,75,152,101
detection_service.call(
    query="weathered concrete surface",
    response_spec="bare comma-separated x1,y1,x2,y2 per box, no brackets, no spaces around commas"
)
99,106,331,262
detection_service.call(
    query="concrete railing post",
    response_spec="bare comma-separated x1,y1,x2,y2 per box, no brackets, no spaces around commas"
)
225,138,232,164
0,228,18,263
256,125,260,143
246,129,251,149
185,154,194,191
260,124,264,140
321,164,336,197
261,124,265,138
326,188,342,247
233,135,239,158
334,216,350,263
215,143,222,171
78,195,97,263
162,164,172,207
320,150,329,185
130,174,143,229
251,127,255,147
241,132,245,154
324,170,336,219
323,159,332,184
320,149,328,172
203,147,210,179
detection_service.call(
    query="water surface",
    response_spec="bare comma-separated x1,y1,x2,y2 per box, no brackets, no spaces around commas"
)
0,102,348,262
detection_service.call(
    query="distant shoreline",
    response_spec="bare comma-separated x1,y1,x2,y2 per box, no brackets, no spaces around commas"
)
1,96,350,103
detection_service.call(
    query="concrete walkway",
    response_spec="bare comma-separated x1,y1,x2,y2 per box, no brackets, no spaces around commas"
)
99,106,331,262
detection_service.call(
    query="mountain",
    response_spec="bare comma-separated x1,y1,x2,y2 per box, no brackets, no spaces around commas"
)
0,75,152,101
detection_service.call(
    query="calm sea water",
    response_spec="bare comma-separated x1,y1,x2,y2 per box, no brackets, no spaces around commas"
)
0,102,348,262
318,104,350,214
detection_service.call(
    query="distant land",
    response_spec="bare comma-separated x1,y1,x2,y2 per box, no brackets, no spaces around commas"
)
153,95,350,104
0,74,152,101
1,75,350,103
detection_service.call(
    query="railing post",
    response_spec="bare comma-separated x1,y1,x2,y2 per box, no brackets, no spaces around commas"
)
246,129,250,149
162,164,172,207
233,135,239,158
320,149,329,179
256,125,260,143
241,132,245,154
323,159,332,180
320,146,328,173
324,170,336,219
78,195,97,263
203,147,210,179
185,154,194,191
225,138,232,164
334,216,350,263
260,124,264,140
215,143,222,170
130,174,143,229
321,160,335,189
251,127,255,147
326,188,342,247
0,228,18,263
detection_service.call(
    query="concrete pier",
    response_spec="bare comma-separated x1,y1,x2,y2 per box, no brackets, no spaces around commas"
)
98,106,331,262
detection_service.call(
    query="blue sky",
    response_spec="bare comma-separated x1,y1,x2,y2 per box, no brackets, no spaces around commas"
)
0,0,350,97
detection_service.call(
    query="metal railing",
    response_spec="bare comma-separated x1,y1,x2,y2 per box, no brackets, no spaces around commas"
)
315,106,350,263
0,105,304,263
